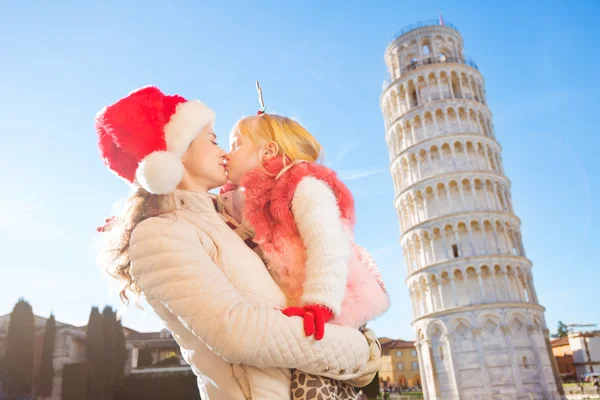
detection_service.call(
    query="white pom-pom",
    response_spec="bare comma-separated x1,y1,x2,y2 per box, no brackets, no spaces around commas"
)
136,151,184,194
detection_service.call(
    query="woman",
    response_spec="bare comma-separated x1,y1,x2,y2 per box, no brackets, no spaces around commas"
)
96,86,381,400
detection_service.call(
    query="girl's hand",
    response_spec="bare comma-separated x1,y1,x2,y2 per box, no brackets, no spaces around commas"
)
282,305,334,340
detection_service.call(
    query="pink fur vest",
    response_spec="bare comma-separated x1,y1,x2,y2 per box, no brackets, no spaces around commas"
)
234,157,390,329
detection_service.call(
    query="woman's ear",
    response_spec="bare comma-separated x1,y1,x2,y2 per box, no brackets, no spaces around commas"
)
262,141,279,160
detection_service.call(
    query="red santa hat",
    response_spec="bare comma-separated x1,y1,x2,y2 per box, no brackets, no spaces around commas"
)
95,85,215,194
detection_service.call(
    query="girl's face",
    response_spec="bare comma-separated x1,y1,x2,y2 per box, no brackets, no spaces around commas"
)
179,124,228,191
226,128,263,185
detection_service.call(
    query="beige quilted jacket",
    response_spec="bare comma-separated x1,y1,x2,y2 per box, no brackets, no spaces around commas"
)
129,190,380,400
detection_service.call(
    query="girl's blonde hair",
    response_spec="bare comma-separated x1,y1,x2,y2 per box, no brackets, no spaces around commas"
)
233,114,323,167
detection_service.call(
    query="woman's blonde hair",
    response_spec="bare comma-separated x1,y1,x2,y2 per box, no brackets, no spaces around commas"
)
98,188,164,306
233,114,323,167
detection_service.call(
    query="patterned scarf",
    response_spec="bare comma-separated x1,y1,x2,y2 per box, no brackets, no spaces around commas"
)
210,194,259,251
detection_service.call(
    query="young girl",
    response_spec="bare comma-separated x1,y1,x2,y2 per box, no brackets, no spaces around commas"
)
223,112,391,398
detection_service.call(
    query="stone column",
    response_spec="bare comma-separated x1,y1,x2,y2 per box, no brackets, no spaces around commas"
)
483,183,491,209
459,184,468,210
503,271,513,301
471,328,493,396
442,333,461,398
457,75,465,99
423,234,431,265
420,283,428,314
413,154,423,183
437,279,445,310
491,271,500,301
422,194,430,220
470,79,478,101
422,339,440,398
439,147,446,173
477,270,486,301
425,78,432,102
405,241,413,272
449,275,458,307
426,279,435,313
526,324,552,400
449,75,456,100
426,151,435,174
449,145,458,170
437,74,444,100
491,226,501,254
466,226,477,256
429,235,437,264
433,189,443,217
484,146,493,170
516,273,526,302
501,325,525,393
415,341,431,399
470,181,478,211
410,287,418,316
413,241,421,270
502,225,512,253
447,185,455,212
441,232,450,260
444,111,451,134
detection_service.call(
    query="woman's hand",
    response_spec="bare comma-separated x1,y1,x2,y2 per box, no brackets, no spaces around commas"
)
344,328,382,387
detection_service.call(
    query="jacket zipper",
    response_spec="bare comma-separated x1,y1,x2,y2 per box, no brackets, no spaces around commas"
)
230,363,253,400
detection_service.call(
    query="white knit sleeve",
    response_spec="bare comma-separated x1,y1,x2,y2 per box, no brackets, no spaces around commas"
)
291,176,352,315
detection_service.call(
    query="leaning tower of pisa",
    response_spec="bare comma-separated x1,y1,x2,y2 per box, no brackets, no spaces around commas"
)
381,20,564,400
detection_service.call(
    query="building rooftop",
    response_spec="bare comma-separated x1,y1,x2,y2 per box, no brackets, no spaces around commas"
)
381,339,416,353
551,337,570,347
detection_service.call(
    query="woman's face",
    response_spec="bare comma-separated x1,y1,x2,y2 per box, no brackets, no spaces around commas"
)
180,124,228,191
226,127,263,185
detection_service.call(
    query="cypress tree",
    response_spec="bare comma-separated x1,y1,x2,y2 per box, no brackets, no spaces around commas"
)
114,318,128,381
37,314,56,398
86,307,106,400
0,299,35,398
102,307,117,400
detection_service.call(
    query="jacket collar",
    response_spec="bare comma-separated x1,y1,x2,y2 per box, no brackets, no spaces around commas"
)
159,189,220,214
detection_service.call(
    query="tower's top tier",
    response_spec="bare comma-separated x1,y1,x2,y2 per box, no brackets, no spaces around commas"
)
384,20,469,81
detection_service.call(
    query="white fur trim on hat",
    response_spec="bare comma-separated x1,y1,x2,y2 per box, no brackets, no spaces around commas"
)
136,151,185,194
164,100,216,155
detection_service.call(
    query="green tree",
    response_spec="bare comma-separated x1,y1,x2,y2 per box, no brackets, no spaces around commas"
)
86,307,106,400
37,314,56,398
552,321,569,338
0,299,35,398
361,371,380,400
102,307,117,400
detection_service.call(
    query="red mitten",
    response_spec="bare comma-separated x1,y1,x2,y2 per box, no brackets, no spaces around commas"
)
281,306,306,318
303,305,334,341
281,305,334,340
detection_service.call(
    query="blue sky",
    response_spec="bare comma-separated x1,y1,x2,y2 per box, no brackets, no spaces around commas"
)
1,1,598,340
